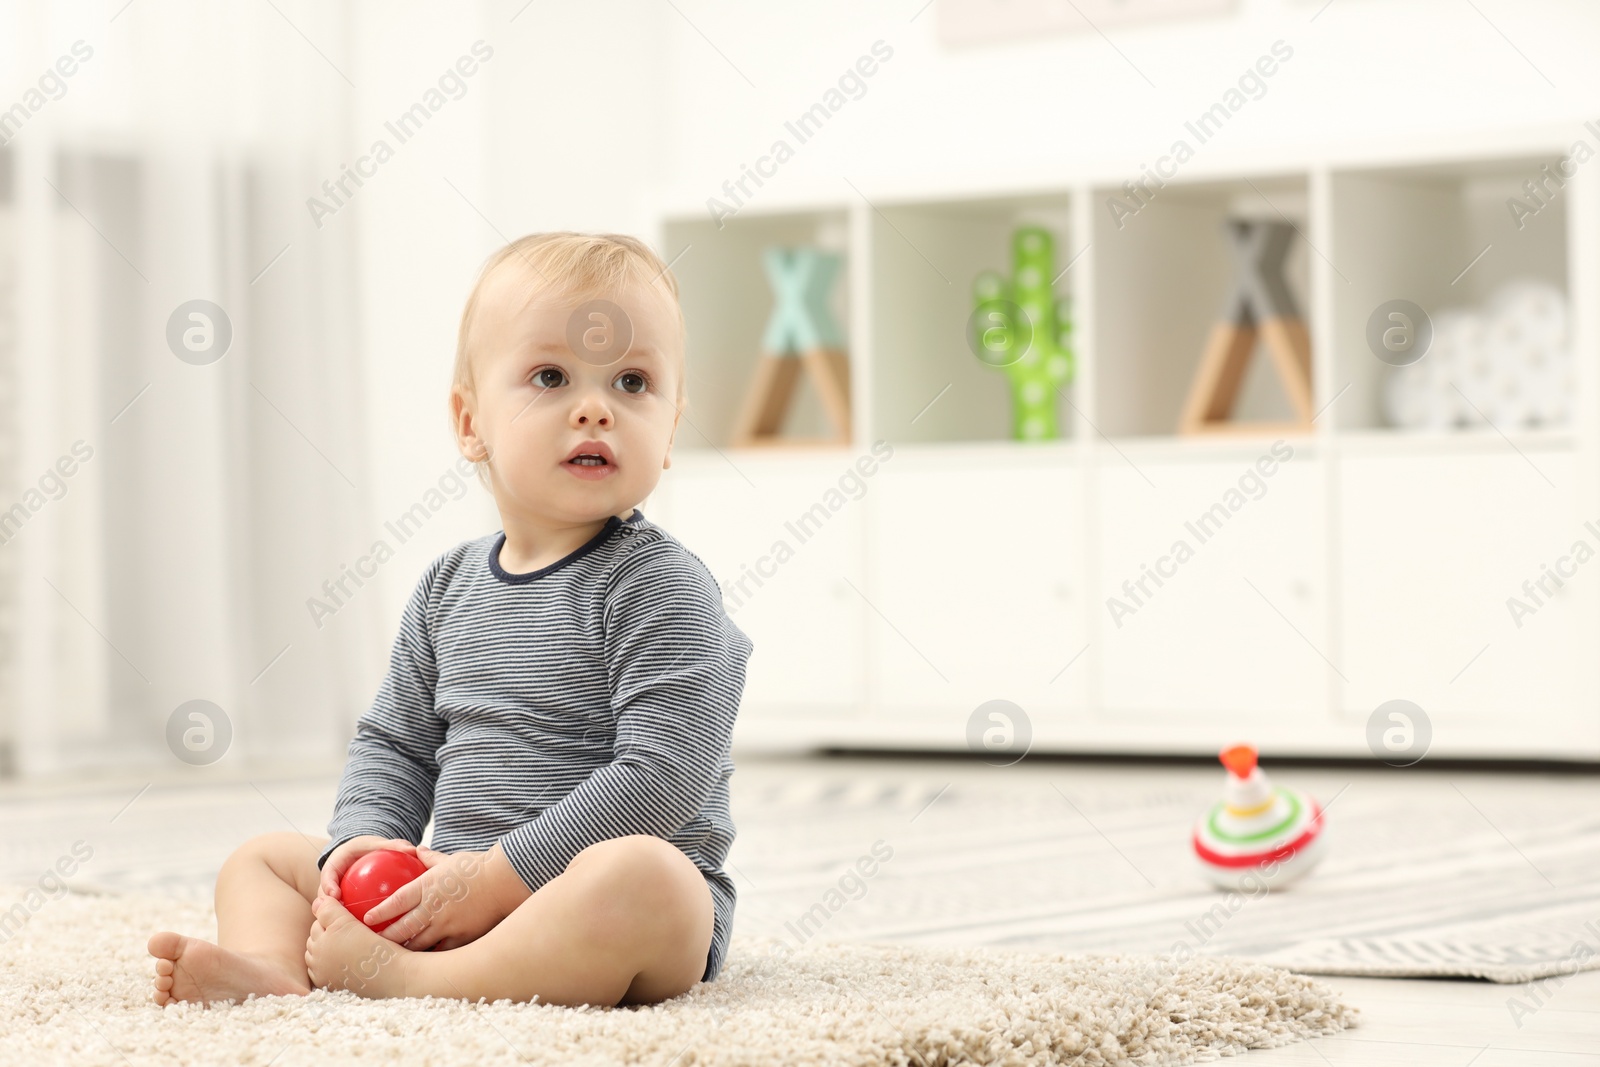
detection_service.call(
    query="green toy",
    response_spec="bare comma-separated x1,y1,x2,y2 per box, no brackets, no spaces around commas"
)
969,226,1076,441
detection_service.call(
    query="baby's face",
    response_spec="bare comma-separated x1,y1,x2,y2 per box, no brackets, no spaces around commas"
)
458,268,683,527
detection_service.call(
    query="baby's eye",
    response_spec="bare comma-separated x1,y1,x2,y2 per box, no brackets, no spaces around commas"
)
532,367,567,388
613,372,649,395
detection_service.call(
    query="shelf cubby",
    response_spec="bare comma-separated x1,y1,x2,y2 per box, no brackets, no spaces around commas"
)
1327,154,1570,432
659,208,850,451
867,193,1079,446
1088,173,1312,439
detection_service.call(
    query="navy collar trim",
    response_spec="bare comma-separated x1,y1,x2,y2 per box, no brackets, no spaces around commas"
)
489,509,644,584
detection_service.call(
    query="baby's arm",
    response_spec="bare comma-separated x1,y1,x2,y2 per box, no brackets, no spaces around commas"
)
317,563,449,881
491,539,753,903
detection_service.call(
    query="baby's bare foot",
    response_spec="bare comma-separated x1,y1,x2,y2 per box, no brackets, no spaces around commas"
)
147,931,309,1007
305,896,411,999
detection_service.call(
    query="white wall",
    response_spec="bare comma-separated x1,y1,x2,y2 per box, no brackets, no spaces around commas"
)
654,0,1600,211
345,0,673,687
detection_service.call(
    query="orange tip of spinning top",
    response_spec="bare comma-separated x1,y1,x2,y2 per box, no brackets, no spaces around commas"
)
1219,744,1258,779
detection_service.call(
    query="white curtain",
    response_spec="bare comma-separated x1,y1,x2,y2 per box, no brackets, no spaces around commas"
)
0,157,17,775
2,0,381,776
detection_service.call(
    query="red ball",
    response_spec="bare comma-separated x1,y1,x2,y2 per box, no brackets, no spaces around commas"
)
339,849,428,932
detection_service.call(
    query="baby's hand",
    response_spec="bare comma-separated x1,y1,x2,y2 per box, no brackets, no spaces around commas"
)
359,847,509,952
318,835,422,903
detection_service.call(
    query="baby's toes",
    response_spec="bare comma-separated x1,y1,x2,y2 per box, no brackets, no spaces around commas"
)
306,944,334,990
316,896,349,922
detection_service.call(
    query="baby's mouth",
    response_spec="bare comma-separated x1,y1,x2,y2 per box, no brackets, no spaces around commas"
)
567,454,611,468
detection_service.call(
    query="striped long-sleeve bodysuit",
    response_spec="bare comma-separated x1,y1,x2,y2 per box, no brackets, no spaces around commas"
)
315,508,754,982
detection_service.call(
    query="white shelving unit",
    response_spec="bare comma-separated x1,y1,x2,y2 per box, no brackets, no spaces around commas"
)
646,128,1600,762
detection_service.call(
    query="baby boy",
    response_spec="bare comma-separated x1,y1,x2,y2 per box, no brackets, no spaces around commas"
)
148,232,754,1008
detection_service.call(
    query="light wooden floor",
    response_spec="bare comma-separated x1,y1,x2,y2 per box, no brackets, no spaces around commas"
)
1239,970,1600,1065
1,754,1595,1063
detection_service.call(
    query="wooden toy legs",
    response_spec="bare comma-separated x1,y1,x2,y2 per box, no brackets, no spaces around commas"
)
731,347,851,447
732,246,852,447
1178,219,1313,435
1180,315,1313,435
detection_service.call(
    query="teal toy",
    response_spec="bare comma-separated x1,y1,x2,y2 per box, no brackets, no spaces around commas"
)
732,246,853,446
969,227,1076,441
761,246,844,353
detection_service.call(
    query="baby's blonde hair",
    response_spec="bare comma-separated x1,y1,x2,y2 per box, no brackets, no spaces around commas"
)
449,232,688,487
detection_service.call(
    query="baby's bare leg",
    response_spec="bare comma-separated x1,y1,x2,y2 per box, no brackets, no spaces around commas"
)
310,834,714,1007
413,834,713,1005
216,831,328,979
148,831,327,1006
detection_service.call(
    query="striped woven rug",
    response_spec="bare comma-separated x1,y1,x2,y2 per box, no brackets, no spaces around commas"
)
724,758,1600,984
2,755,1594,984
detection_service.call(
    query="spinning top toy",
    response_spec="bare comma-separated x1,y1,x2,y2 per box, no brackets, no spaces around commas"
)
1192,744,1326,890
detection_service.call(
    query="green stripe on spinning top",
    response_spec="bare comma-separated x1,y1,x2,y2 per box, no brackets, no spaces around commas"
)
1205,788,1303,845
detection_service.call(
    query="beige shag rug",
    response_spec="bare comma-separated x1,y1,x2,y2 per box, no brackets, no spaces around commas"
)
0,886,1356,1066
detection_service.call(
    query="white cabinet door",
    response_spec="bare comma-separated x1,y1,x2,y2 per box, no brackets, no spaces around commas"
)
657,457,867,719
864,451,1085,733
1337,450,1597,750
1094,444,1327,718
